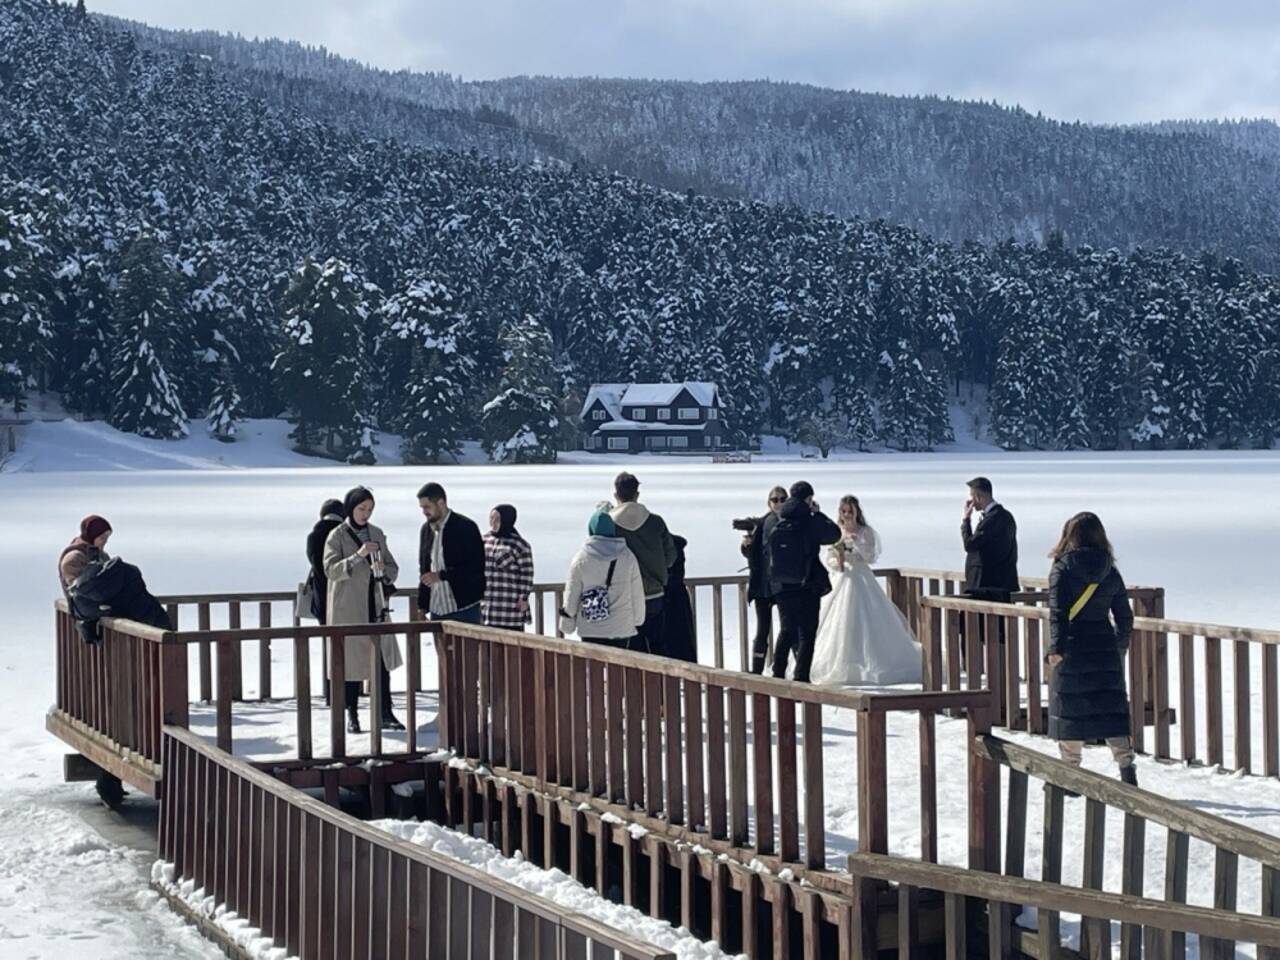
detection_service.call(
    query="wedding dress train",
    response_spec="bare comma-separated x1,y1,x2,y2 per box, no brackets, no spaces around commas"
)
808,526,923,686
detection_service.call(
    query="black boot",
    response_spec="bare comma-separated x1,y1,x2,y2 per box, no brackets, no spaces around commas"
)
1120,765,1138,787
379,666,404,730
750,653,767,675
347,702,361,734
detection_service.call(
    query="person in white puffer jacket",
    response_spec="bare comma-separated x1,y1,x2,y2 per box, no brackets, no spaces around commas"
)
559,506,647,650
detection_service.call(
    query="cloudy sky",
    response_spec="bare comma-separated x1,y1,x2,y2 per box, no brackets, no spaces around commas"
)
87,0,1280,124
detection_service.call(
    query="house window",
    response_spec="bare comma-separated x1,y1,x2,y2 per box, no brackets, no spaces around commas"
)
592,409,608,421
608,437,629,451
669,436,689,449
646,436,668,450
712,435,722,447
678,408,699,421
707,408,718,421
632,408,647,420
655,408,669,421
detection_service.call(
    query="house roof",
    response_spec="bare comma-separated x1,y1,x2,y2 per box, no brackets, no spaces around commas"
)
621,382,719,407
580,383,628,421
597,421,708,433
580,382,720,420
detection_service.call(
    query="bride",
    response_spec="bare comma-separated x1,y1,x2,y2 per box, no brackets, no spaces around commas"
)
808,495,923,687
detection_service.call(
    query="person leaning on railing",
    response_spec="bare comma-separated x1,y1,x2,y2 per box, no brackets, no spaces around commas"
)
1045,511,1138,787
59,514,172,642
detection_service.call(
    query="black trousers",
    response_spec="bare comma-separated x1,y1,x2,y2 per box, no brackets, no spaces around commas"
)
345,663,393,716
772,592,821,683
636,596,666,655
749,597,773,674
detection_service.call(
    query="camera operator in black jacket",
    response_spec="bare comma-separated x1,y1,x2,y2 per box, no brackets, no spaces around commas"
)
737,485,788,674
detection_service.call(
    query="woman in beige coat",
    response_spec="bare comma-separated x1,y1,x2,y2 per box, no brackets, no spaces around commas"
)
325,486,404,733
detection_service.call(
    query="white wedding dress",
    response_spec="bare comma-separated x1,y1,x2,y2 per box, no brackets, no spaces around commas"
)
808,526,923,686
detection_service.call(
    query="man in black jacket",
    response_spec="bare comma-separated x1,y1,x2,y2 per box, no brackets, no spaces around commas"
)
418,482,486,623
961,476,1019,601
761,481,841,683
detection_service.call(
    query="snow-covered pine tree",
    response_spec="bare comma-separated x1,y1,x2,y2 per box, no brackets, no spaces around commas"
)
379,276,473,463
108,233,189,438
0,202,54,412
481,315,560,463
271,257,376,458
181,239,244,419
879,340,950,451
206,363,242,441
51,253,113,416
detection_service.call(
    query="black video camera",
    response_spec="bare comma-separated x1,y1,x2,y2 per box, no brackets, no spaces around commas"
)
732,516,762,533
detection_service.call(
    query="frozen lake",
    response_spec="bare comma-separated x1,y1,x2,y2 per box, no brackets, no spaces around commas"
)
5,450,1280,955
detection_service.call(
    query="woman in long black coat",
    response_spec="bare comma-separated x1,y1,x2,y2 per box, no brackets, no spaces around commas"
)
1046,511,1137,785
662,535,696,662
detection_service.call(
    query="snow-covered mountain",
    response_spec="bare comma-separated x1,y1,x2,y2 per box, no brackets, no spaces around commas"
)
110,15,1280,274
2,0,1279,460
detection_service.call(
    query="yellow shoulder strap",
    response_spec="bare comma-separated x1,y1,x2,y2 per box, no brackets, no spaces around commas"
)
1068,582,1099,621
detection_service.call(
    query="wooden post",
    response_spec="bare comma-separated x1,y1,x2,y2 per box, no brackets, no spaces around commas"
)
967,710,999,874
856,707,887,952
160,641,190,729
258,602,273,700
330,636,346,760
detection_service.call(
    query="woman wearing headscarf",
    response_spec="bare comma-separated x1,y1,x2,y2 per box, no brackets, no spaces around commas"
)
59,515,171,636
59,515,113,587
481,504,535,631
305,498,345,623
324,486,403,733
559,505,646,650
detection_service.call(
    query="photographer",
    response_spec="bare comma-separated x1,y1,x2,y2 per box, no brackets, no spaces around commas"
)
761,481,841,682
737,486,787,674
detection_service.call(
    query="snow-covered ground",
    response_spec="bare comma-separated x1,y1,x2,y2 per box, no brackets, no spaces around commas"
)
6,437,1280,955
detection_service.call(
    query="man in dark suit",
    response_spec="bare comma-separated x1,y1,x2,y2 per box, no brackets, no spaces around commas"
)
961,476,1019,602
417,482,486,623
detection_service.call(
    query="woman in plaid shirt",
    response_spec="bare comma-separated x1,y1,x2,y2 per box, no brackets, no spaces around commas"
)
481,504,534,630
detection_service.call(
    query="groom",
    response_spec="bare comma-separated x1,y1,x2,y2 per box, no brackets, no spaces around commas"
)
960,476,1019,601
762,481,841,682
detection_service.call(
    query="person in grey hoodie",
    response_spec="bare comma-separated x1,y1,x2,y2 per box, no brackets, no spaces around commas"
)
559,506,646,650
610,472,677,655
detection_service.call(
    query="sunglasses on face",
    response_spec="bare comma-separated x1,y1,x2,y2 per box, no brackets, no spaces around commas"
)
769,496,786,503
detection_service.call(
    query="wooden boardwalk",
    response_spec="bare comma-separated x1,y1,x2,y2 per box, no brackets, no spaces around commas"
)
46,567,1280,958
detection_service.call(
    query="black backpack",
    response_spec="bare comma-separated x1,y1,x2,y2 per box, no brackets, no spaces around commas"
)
767,516,809,587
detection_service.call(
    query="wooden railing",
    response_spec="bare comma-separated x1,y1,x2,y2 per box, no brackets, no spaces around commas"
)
920,594,1280,778
977,734,1280,960
846,852,1280,960
434,618,994,877
50,605,188,793
157,725,675,960
52,600,449,774
140,566,1161,700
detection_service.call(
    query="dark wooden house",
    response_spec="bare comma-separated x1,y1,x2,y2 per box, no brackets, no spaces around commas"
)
580,382,727,453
